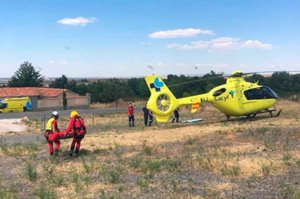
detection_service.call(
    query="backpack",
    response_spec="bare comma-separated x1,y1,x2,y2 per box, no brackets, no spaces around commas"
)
73,117,86,138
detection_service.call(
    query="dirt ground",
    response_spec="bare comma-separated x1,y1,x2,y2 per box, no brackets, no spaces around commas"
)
0,100,299,199
0,119,28,135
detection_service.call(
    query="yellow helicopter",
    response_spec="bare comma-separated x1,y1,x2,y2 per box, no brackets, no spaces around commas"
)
145,71,281,122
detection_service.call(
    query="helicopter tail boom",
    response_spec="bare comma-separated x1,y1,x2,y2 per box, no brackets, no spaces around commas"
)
145,75,206,122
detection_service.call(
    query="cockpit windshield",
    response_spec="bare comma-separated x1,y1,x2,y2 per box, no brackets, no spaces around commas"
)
244,86,278,100
0,103,7,109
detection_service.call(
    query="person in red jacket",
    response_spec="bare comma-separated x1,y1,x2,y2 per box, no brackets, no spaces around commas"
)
128,102,134,127
64,110,86,157
44,111,60,156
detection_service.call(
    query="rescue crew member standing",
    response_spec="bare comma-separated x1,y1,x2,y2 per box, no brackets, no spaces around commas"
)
44,111,60,156
128,102,135,127
148,111,154,126
171,108,180,123
142,104,149,126
64,111,86,157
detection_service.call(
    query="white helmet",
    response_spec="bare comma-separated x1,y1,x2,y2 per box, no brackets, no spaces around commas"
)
52,111,59,117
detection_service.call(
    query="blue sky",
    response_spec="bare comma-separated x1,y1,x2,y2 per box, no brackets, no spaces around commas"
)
0,0,299,77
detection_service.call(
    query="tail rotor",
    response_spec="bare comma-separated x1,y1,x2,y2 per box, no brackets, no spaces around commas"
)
156,94,171,112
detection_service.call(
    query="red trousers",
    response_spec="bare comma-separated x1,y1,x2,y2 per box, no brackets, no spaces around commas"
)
47,140,60,155
46,131,65,155
71,138,82,151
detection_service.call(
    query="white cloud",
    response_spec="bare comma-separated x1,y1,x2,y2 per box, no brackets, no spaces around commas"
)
157,62,164,66
49,60,68,65
210,37,239,49
241,40,273,49
149,28,214,39
57,17,97,26
167,41,210,50
168,37,273,50
60,61,68,65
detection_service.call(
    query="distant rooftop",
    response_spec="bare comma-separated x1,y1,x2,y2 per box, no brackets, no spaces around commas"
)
0,87,66,98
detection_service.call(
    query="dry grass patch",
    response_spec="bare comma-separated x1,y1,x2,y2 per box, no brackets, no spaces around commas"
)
0,100,299,198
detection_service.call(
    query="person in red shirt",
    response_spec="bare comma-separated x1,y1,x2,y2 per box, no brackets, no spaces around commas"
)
64,110,86,157
44,111,60,156
128,102,134,127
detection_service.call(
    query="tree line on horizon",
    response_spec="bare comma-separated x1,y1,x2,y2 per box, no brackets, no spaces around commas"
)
5,61,300,103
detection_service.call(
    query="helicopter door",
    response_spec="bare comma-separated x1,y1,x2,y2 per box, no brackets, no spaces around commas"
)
243,86,278,112
244,86,278,100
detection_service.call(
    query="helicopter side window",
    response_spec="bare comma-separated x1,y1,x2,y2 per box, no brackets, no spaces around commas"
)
212,88,226,97
244,87,278,100
244,88,264,100
262,86,278,99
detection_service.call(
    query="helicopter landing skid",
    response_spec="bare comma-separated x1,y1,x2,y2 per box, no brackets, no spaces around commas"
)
254,107,282,118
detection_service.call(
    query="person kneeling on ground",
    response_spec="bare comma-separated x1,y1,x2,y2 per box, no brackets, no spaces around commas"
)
44,111,61,156
64,111,86,157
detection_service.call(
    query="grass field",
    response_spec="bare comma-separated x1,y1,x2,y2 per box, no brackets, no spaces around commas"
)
0,100,299,198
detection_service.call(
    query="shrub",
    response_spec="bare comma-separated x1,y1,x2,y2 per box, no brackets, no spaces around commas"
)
108,169,120,184
184,137,197,145
161,159,182,172
261,162,273,176
143,146,155,156
35,186,57,199
137,176,149,188
220,164,241,177
141,160,161,176
128,156,143,169
25,163,37,181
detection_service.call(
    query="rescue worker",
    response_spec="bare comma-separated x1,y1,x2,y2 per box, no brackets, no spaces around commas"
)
44,111,60,156
171,108,180,123
128,102,134,127
142,104,149,126
148,111,154,126
64,111,86,157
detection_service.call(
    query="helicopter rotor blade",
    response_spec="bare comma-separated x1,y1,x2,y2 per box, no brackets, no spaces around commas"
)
167,70,300,88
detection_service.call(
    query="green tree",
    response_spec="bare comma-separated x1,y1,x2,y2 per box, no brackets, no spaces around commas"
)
75,84,88,95
245,74,267,85
8,62,44,87
127,78,149,99
87,81,104,103
49,75,78,93
50,75,68,88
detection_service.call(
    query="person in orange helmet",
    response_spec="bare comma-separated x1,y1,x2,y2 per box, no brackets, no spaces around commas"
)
64,110,86,157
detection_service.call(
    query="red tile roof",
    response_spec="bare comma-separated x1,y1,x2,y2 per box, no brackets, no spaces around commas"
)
0,87,66,98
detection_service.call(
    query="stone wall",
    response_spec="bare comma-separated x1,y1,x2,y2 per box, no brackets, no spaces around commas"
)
38,97,62,109
38,93,90,110
67,95,90,108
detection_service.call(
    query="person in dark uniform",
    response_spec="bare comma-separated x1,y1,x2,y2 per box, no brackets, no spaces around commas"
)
142,104,149,126
171,108,180,123
148,111,154,126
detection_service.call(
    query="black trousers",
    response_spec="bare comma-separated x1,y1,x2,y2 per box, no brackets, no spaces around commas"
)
128,115,135,126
